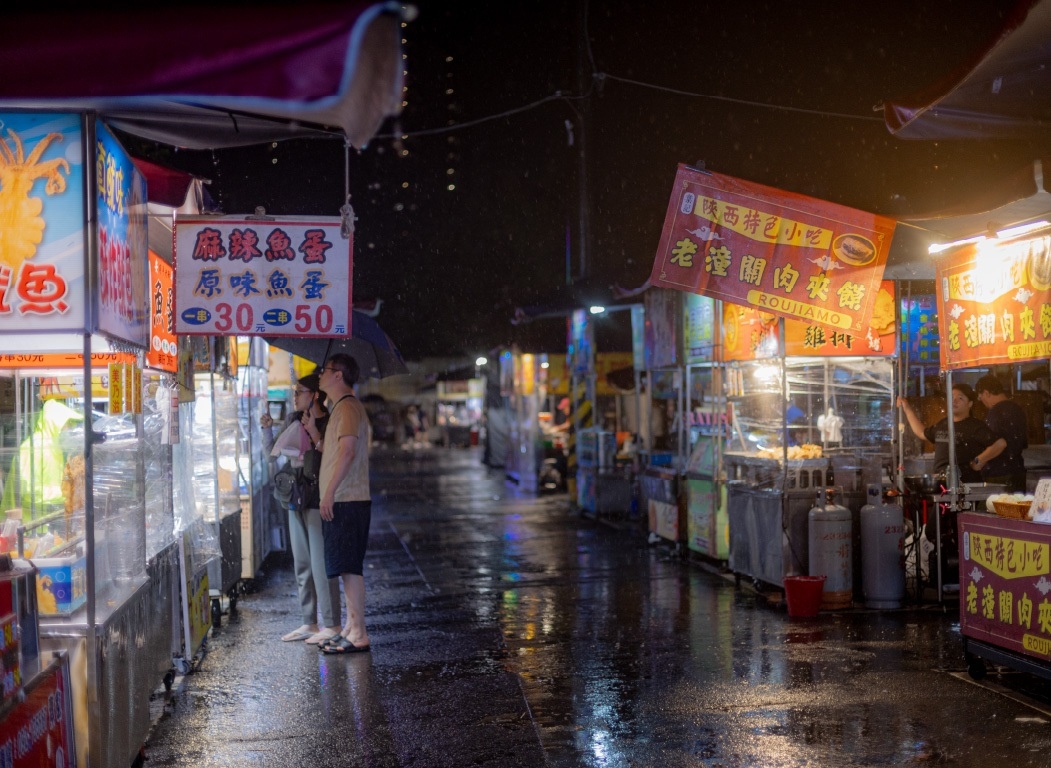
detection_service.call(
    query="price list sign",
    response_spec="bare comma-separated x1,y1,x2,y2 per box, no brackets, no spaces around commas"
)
174,215,351,337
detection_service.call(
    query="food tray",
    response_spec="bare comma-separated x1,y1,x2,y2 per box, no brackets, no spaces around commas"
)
993,501,1032,519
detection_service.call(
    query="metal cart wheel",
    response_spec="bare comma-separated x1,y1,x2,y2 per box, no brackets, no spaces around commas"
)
211,597,222,629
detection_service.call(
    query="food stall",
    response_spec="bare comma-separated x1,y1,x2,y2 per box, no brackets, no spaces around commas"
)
649,165,900,594
502,349,546,493
912,228,1051,678
682,293,728,560
0,112,164,768
635,288,686,544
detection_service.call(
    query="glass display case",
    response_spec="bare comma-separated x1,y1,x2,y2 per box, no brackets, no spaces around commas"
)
0,364,148,619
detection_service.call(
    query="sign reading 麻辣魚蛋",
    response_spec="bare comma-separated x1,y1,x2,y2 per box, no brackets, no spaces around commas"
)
173,215,351,337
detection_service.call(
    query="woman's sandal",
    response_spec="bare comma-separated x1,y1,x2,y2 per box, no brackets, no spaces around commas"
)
320,635,370,654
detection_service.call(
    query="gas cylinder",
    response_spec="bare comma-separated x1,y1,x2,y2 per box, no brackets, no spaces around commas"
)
808,488,853,610
860,484,905,609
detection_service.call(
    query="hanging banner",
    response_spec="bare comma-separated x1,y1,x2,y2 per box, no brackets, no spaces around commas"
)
95,120,148,347
173,214,351,337
568,309,594,375
0,112,86,332
722,281,897,360
147,250,177,372
935,234,1051,370
651,165,896,335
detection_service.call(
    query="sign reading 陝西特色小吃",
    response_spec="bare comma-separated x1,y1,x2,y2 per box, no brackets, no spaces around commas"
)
173,215,352,337
650,165,896,335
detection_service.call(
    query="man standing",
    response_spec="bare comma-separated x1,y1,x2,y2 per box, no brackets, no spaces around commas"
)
972,374,1029,492
317,353,373,654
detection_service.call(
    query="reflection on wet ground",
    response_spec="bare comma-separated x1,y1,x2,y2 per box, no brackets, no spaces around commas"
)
145,447,1051,767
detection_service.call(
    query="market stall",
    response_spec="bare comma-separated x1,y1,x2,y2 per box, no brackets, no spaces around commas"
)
649,165,901,597
903,226,1051,676
682,293,728,561
0,112,161,768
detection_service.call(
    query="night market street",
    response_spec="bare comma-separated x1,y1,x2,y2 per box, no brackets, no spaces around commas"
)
134,447,1051,768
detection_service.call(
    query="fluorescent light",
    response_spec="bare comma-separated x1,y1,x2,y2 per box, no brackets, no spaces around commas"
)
589,305,605,314
929,235,985,254
997,220,1050,239
475,356,487,366
540,361,549,369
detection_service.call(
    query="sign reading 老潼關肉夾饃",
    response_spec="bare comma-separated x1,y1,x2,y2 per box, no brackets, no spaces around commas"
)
936,234,1051,370
959,513,1051,664
173,215,352,337
650,165,896,335
0,112,86,332
96,120,148,347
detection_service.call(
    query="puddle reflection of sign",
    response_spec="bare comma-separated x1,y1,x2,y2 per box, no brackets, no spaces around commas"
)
651,165,895,335
174,215,351,337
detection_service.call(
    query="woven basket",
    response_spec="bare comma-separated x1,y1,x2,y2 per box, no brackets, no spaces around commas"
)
993,500,1032,519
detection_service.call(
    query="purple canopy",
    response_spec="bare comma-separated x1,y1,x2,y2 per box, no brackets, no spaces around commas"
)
885,0,1051,140
0,3,405,148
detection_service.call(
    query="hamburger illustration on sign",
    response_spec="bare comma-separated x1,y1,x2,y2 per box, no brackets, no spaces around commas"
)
832,233,878,267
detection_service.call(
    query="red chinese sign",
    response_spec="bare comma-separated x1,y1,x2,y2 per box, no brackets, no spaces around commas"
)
0,656,75,766
935,234,1051,370
651,165,896,335
958,512,1051,663
147,251,177,372
174,215,351,337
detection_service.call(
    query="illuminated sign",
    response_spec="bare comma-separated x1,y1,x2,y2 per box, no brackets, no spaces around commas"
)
174,215,351,337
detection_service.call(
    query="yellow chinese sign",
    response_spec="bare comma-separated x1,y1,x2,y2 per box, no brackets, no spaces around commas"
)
960,512,1051,662
936,234,1051,369
651,165,896,335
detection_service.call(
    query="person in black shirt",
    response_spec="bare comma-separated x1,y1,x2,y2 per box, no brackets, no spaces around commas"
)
972,374,1028,492
897,383,997,484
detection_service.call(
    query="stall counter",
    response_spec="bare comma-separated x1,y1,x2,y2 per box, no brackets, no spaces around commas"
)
958,511,1051,680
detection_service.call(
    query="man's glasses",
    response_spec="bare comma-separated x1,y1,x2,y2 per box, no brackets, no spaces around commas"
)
321,366,340,374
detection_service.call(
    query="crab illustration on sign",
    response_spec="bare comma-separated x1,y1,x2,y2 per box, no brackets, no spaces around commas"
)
0,128,70,269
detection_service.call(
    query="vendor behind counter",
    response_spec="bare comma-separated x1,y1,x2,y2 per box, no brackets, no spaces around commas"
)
898,383,997,484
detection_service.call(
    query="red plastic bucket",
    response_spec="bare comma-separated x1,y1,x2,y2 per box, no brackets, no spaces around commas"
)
784,575,826,618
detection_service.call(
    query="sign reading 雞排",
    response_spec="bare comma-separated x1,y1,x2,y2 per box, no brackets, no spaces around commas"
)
651,165,896,335
174,215,351,337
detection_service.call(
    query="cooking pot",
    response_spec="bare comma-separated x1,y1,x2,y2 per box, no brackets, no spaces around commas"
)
905,474,945,494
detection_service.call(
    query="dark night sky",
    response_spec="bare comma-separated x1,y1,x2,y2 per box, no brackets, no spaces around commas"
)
136,0,1051,361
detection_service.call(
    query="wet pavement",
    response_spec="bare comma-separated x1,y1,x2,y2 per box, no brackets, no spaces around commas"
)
144,447,1051,767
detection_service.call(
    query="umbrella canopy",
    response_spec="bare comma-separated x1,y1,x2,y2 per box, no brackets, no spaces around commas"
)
264,311,408,379
0,3,405,148
884,0,1051,140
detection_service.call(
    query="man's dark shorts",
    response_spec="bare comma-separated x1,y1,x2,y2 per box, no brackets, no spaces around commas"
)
323,500,372,578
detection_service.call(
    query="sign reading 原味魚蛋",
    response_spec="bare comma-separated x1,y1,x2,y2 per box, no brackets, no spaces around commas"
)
650,165,896,336
173,215,352,337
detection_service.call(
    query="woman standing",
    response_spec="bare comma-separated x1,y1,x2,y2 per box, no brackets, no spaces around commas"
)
262,372,342,645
